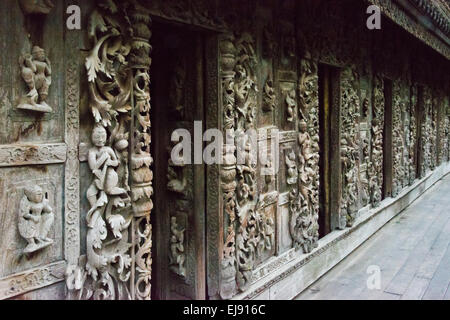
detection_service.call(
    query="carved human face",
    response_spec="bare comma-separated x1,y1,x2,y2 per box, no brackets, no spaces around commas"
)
26,185,44,203
92,126,107,147
32,49,46,62
299,121,307,132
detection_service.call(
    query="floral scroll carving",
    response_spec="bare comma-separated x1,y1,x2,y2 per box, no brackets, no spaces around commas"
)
420,87,437,177
219,34,237,300
369,76,384,207
340,68,360,227
234,32,258,292
66,0,153,300
288,59,320,254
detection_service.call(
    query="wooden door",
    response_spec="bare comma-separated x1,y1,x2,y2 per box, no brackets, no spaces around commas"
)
151,22,206,300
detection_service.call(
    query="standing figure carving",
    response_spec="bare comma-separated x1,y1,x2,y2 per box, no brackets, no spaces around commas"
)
18,46,52,112
18,185,54,254
169,217,186,278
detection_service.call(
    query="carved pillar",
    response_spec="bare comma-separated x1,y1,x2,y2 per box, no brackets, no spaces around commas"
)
219,34,237,299
370,75,384,207
65,0,153,300
340,68,360,227
129,6,153,301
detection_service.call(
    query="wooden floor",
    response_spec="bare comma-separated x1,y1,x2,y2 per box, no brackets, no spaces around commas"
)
296,175,450,300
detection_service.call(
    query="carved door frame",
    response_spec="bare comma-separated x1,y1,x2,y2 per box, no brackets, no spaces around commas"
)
149,22,220,300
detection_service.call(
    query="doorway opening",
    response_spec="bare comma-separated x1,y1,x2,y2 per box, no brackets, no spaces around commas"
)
150,21,207,300
318,64,340,238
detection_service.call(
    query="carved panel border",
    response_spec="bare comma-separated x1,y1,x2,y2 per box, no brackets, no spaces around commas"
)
0,143,67,167
64,0,81,264
0,261,66,300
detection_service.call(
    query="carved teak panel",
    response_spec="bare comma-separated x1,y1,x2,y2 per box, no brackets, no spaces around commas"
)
0,0,449,301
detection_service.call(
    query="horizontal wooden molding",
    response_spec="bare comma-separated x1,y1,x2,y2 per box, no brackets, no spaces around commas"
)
0,143,67,167
0,261,66,300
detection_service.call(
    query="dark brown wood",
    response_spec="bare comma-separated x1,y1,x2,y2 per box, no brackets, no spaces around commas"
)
204,34,222,300
383,79,393,198
330,67,342,231
194,34,206,300
318,64,331,237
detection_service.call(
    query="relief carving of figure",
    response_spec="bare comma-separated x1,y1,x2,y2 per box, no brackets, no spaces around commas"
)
87,125,128,207
286,90,296,123
169,216,186,278
18,185,54,254
285,150,298,185
18,46,52,112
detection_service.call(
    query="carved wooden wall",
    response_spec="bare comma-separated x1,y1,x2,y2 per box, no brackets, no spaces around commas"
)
0,0,449,300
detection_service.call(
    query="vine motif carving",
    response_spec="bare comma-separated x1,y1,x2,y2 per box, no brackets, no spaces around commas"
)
64,14,81,265
219,33,237,300
369,76,384,207
288,59,320,253
0,144,66,167
234,31,258,292
340,68,360,227
66,0,153,300
421,87,436,176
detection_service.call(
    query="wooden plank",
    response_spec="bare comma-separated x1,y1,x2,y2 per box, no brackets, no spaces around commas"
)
422,244,450,299
384,204,449,295
401,276,430,300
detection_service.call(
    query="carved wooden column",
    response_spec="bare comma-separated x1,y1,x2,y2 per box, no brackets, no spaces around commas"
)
370,75,384,207
129,6,153,301
219,33,237,299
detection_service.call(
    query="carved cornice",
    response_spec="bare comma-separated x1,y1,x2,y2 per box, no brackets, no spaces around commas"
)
368,0,450,60
408,0,450,37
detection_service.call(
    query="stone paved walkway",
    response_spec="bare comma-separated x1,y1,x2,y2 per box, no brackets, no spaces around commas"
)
296,174,450,300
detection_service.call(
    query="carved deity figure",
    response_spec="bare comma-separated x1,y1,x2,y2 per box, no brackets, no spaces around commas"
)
286,90,296,123
285,150,298,185
298,120,313,162
87,125,128,210
18,46,52,112
169,216,186,278
262,78,276,112
18,185,54,253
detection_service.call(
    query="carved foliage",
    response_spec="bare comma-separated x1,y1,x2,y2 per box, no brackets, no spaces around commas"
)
234,32,258,292
340,68,360,227
370,76,384,206
66,1,153,300
289,59,320,253
219,34,237,300
421,87,437,176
